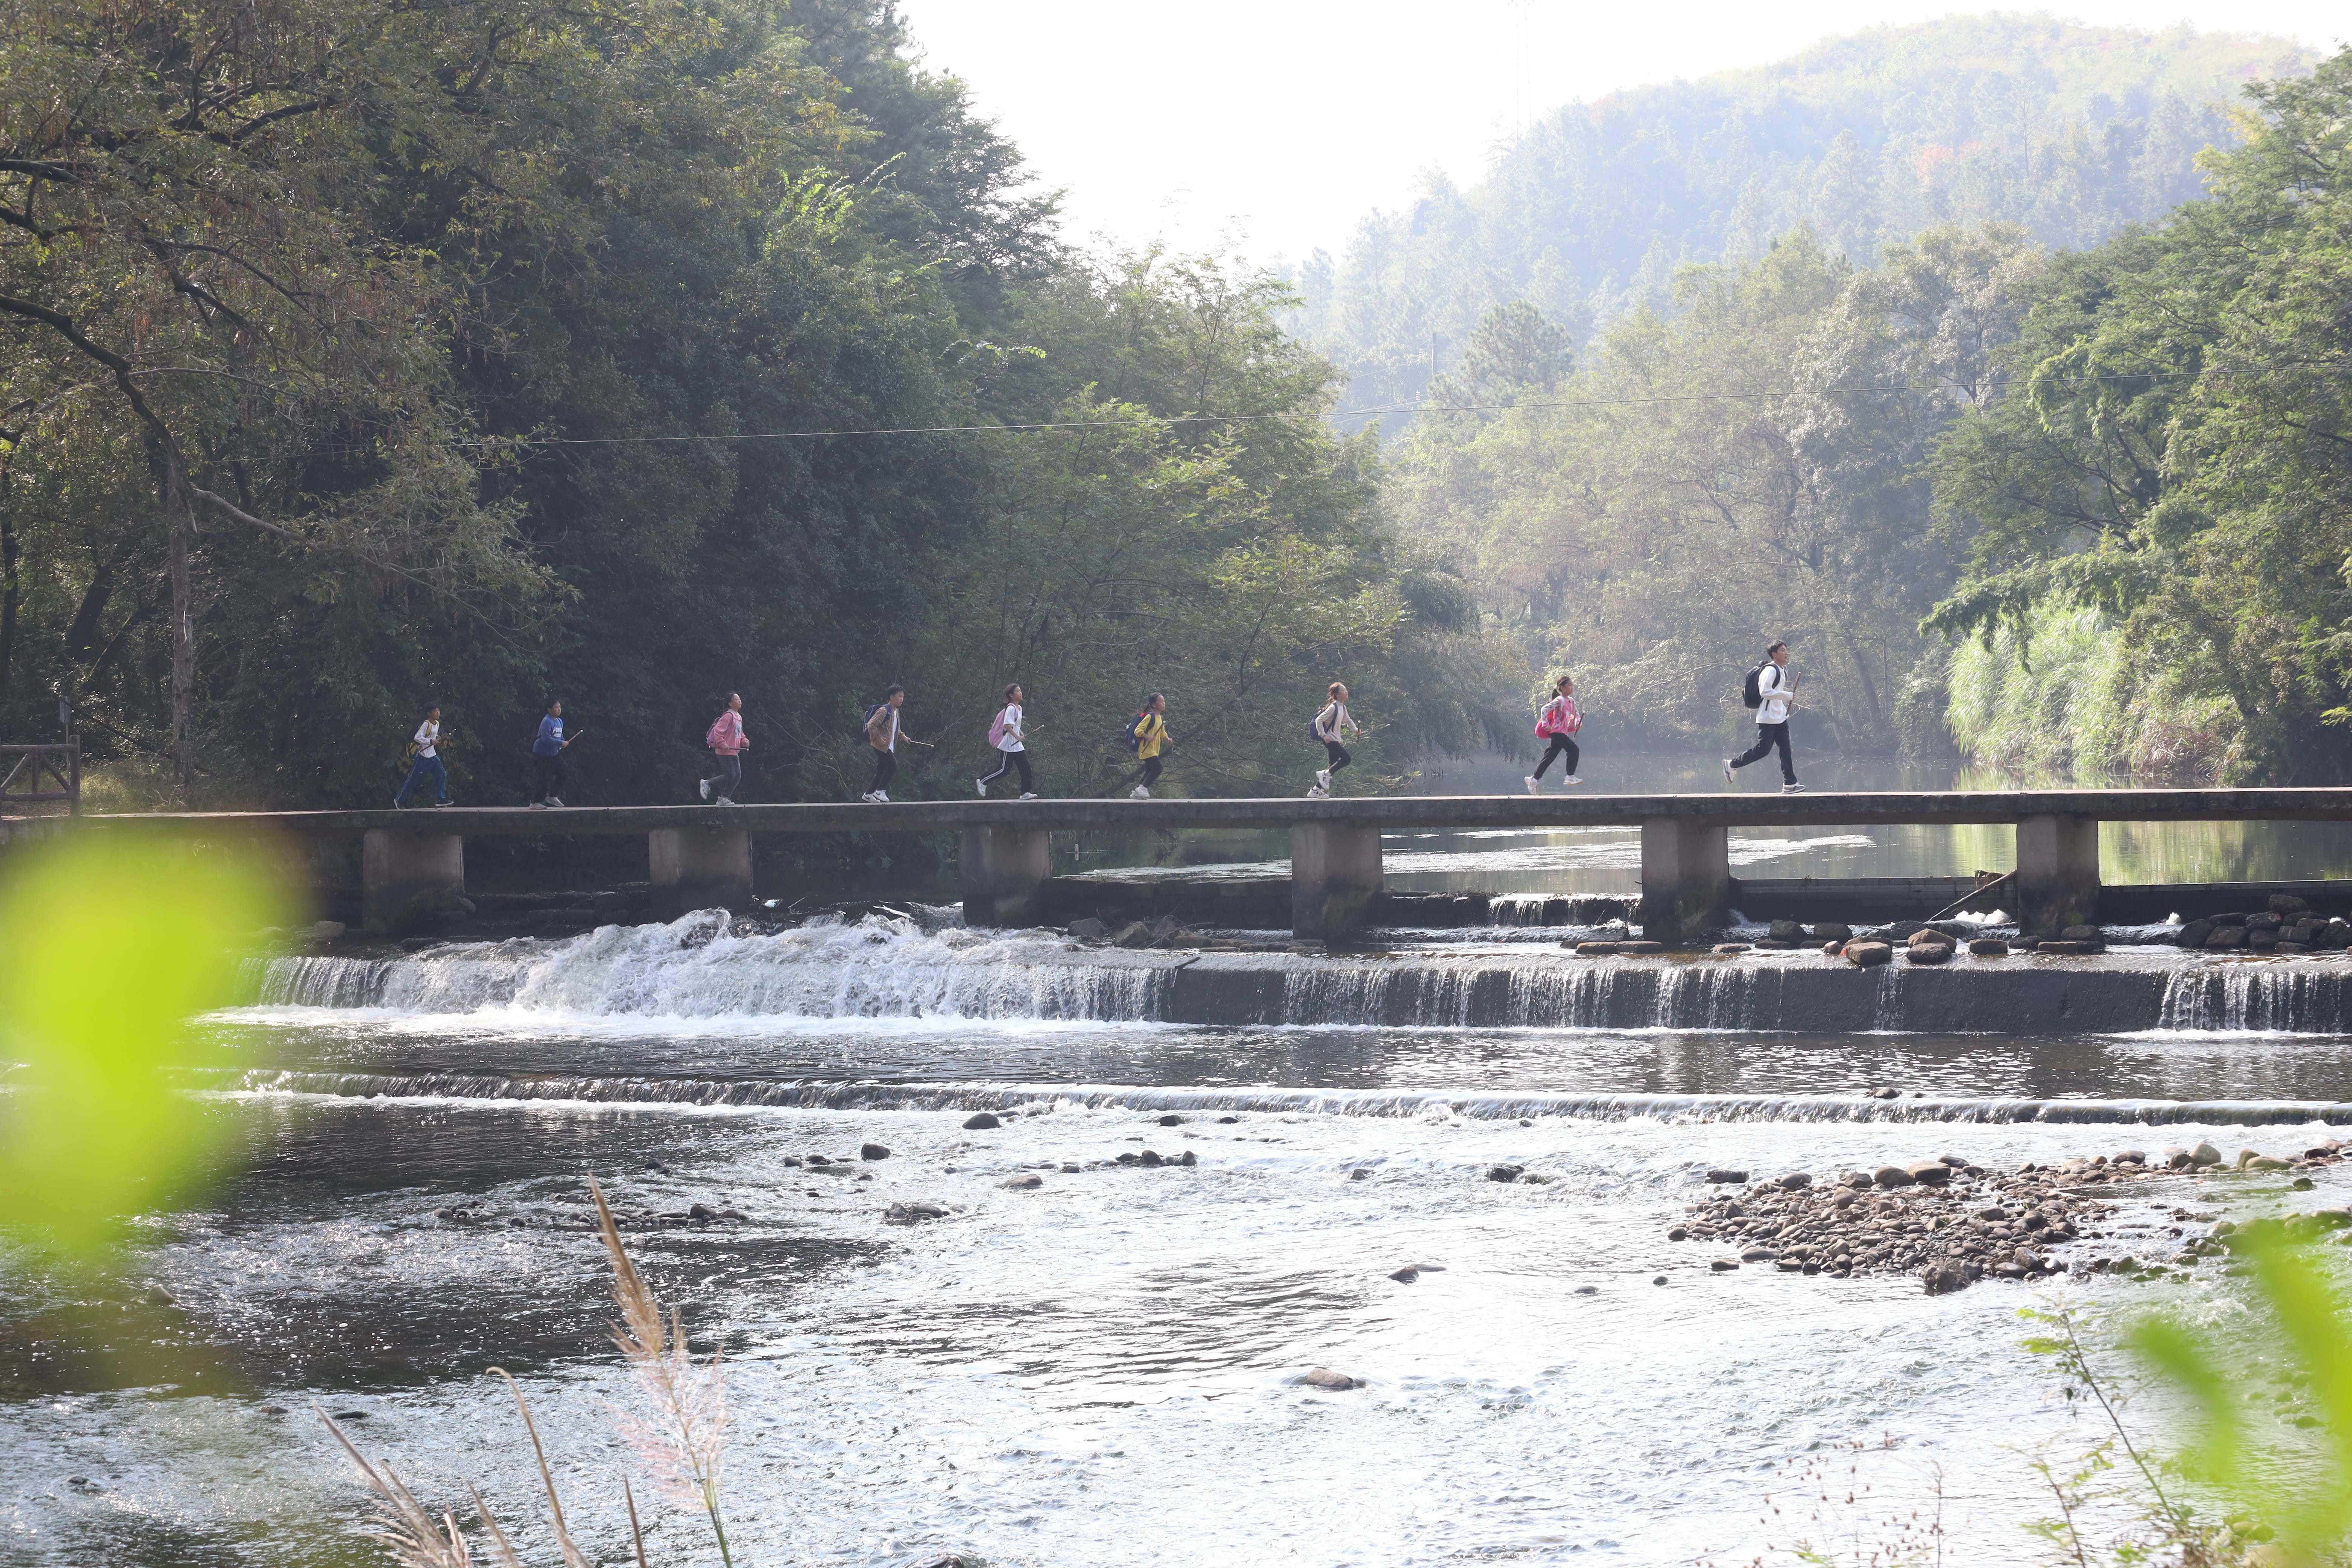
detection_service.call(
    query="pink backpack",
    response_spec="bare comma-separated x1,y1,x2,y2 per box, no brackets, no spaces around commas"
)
1536,695,1581,737
988,708,1009,749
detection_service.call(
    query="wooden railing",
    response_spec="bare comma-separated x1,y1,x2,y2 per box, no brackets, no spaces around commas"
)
0,741,79,815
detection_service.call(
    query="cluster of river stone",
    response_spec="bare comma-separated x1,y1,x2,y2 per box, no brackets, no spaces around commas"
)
1667,1138,2352,1293
1565,894,2348,960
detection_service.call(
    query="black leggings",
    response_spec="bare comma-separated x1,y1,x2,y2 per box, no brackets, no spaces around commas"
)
868,749,897,793
531,752,566,801
1125,755,1163,791
1322,741,1351,775
703,753,742,797
979,750,1034,793
1732,722,1796,784
1533,734,1579,778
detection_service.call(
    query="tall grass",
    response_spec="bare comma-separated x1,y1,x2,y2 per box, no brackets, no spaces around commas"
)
324,1177,731,1565
1944,602,2239,783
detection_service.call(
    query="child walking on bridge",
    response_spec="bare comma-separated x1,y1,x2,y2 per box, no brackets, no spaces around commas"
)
1120,694,1169,798
1526,675,1583,791
976,683,1036,798
393,704,453,808
1308,681,1362,797
700,692,748,805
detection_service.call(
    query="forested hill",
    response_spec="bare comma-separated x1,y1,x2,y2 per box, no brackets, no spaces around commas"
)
1289,15,2312,415
2,0,1502,810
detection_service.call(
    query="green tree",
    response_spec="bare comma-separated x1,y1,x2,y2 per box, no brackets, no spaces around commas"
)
1925,48,2352,783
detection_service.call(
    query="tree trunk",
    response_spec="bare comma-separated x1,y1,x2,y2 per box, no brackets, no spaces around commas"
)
0,461,17,708
166,453,195,802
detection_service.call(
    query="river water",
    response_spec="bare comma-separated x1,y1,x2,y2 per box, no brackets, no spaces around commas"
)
9,881,2352,1567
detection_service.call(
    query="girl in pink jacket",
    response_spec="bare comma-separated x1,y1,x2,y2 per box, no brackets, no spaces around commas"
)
700,692,748,804
1526,675,1583,791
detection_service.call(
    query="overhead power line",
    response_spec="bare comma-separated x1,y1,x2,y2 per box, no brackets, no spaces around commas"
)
453,369,2219,451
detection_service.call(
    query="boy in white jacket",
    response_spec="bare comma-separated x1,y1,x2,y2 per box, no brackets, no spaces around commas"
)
1725,641,1804,792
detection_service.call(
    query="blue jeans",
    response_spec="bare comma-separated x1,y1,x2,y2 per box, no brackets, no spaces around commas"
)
396,753,449,805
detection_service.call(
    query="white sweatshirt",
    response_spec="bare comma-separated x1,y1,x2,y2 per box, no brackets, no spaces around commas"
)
412,720,440,758
1756,663,1793,726
998,703,1024,753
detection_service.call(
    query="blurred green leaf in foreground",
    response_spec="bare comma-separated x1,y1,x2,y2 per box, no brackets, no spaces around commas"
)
2125,1224,2352,1568
0,835,286,1256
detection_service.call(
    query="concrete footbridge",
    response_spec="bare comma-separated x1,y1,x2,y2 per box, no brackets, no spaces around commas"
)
33,787,2352,939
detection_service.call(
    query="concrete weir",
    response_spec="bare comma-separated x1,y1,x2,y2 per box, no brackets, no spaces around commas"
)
47,786,2352,937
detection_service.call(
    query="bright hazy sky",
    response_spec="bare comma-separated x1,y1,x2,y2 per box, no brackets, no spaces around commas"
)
893,2,2352,266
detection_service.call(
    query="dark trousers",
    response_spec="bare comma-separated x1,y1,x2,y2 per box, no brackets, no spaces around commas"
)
1533,734,1579,778
868,749,896,794
703,753,743,797
1322,741,1351,775
395,754,448,805
979,749,1033,792
1125,755,1163,791
1732,722,1796,784
531,752,566,801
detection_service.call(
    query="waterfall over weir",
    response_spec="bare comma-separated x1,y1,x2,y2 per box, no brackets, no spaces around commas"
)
251,910,1176,1023
244,910,2352,1035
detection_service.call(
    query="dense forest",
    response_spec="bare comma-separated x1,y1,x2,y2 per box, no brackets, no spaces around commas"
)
1291,16,2312,424
1386,41,2352,784
0,0,1494,807
10,5,2350,802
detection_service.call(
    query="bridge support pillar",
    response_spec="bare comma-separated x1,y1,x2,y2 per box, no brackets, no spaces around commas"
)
961,825,1053,927
1639,818,1730,941
1291,822,1383,942
361,829,465,933
650,827,755,919
2016,814,2099,934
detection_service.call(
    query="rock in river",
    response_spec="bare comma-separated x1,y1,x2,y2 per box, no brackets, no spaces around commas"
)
962,1113,1002,1131
999,1173,1043,1190
1298,1367,1360,1390
861,1142,891,1161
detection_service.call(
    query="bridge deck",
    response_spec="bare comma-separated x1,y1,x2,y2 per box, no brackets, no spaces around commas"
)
60,786,2352,837
27,787,2352,940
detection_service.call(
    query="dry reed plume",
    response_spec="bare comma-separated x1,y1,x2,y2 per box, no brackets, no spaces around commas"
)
590,1175,735,1565
318,1173,733,1566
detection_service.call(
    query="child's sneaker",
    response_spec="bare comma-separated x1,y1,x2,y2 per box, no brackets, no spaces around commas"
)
975,778,988,796
1561,775,1583,786
1524,775,1539,794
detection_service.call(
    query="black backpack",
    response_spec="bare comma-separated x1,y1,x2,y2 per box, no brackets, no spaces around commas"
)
1122,711,1149,750
1741,662,1767,710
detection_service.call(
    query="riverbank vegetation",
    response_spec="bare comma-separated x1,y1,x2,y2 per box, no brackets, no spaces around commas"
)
0,0,1500,807
1380,41,2352,783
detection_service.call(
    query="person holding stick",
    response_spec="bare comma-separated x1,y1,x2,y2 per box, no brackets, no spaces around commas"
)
1121,693,1170,798
393,703,453,808
530,698,576,807
861,683,921,802
976,683,1037,799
